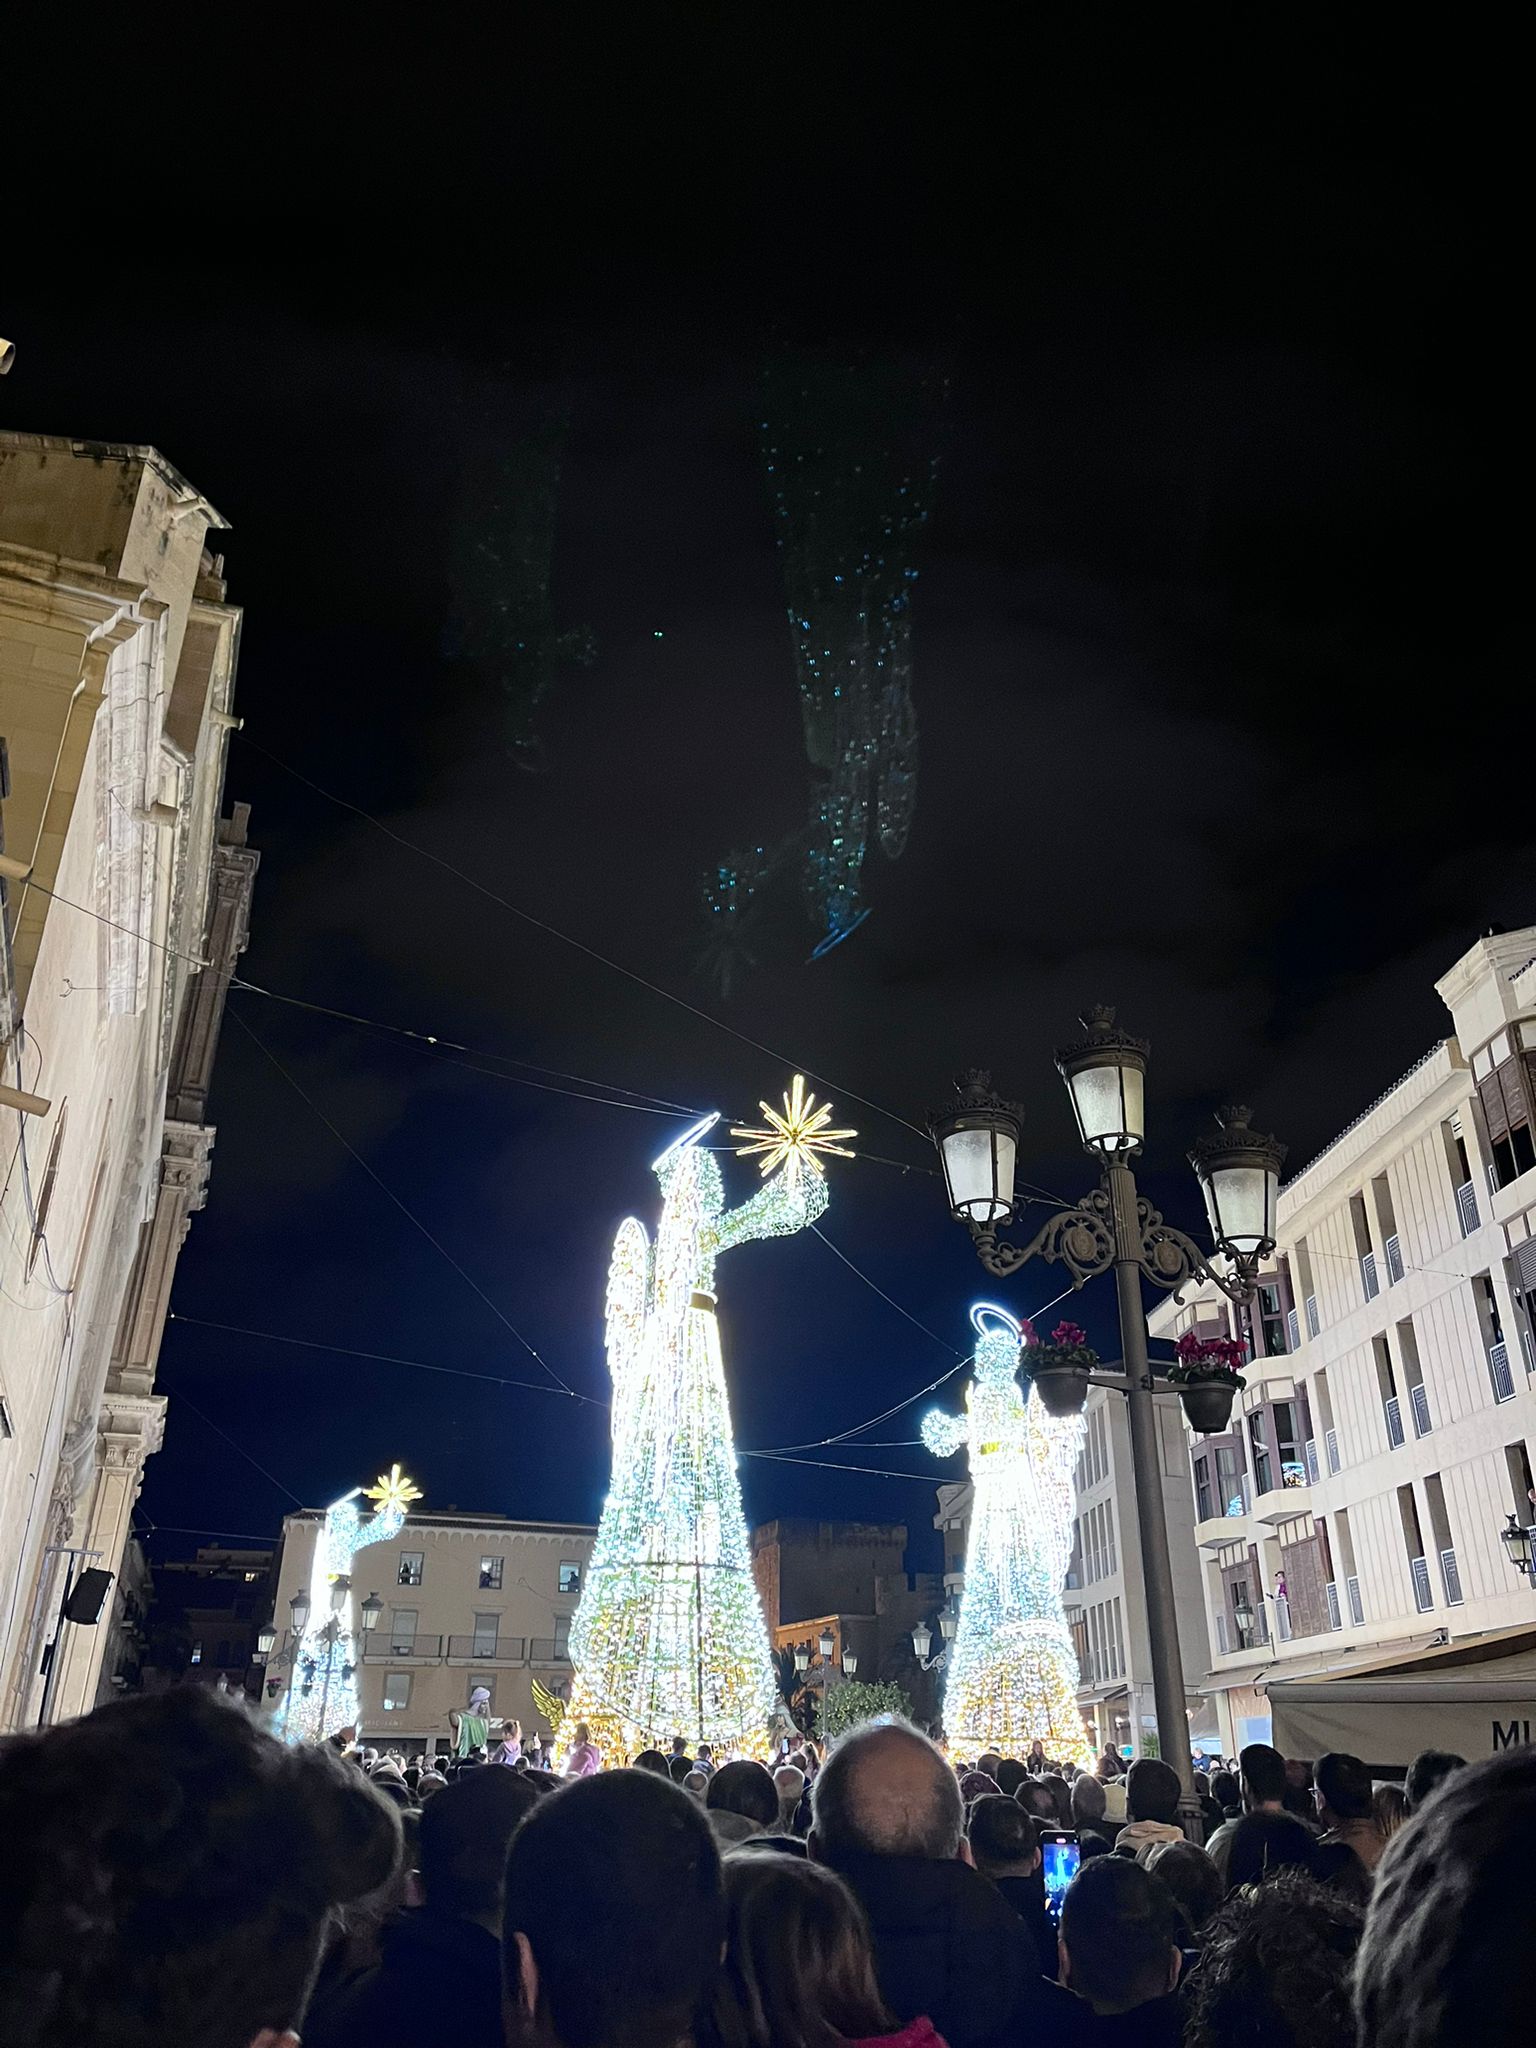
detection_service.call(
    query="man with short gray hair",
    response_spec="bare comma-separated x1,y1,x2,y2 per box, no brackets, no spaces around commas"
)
810,1719,1091,2048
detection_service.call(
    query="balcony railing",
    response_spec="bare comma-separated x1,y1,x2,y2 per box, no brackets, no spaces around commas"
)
1410,1382,1432,1436
528,1639,571,1663
1489,1342,1516,1403
446,1635,526,1661
1440,1547,1464,1606
1360,1251,1380,1301
1304,1437,1320,1484
1456,1180,1480,1237
363,1634,442,1661
1275,1599,1293,1642
1384,1395,1405,1448
1305,1294,1320,1338
1286,1306,1301,1351
1346,1576,1365,1626
1324,1580,1342,1631
1386,1234,1404,1284
1410,1555,1434,1613
1325,1427,1340,1474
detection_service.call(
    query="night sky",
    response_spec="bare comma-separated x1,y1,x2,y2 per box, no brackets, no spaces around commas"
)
4,27,1514,1575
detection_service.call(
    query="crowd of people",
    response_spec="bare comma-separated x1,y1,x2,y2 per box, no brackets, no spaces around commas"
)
0,1686,1527,2048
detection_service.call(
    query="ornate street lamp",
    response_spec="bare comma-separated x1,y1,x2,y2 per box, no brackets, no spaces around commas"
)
1501,1513,1535,1582
841,1647,858,1677
1232,1596,1256,1646
910,1620,933,1662
289,1588,311,1634
328,1575,350,1616
938,1606,957,1643
929,1072,1022,1225
359,1592,384,1633
793,1642,810,1674
928,1007,1286,1842
255,1624,277,1658
818,1627,835,1662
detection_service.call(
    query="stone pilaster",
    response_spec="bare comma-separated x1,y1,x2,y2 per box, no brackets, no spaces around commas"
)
107,1123,214,1400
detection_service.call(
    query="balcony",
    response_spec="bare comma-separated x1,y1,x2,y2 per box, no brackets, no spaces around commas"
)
1383,1396,1405,1449
1410,1382,1432,1436
1195,1479,1252,1548
1488,1342,1516,1403
1386,1234,1405,1284
1410,1555,1434,1613
446,1635,526,1663
362,1634,442,1662
1440,1547,1464,1606
1457,1180,1480,1237
1254,1464,1311,1523
528,1639,571,1666
1325,1428,1341,1474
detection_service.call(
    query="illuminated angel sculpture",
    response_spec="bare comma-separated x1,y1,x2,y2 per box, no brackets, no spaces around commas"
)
922,1307,1092,1765
277,1465,422,1745
567,1079,854,1755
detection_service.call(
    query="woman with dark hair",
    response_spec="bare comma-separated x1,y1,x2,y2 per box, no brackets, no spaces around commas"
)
704,1849,946,2048
1184,1871,1363,2048
1225,1810,1318,1890
1209,1770,1242,1822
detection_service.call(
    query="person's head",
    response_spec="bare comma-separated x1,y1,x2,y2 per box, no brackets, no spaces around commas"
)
1372,1782,1408,1840
668,1754,694,1784
503,1770,724,2048
1237,1743,1287,1810
1314,1752,1373,1827
1185,1873,1363,2048
1058,1855,1182,2015
1016,1776,1059,1823
707,1760,779,1831
1354,1746,1536,2048
469,1686,492,1713
416,1767,539,1931
415,1770,447,1802
993,1757,1027,1797
1041,1771,1072,1827
571,1722,591,1748
1125,1756,1181,1825
809,1718,964,1868
708,1849,896,2048
1403,1747,1464,1812
0,1686,399,2048
633,1749,670,1777
975,1749,1003,1780
773,1765,806,1829
683,1769,709,1797
1140,1839,1222,1937
671,1735,688,1756
967,1794,1038,1877
697,1743,713,1763
1226,1811,1318,1889
1209,1769,1240,1811
958,1769,1000,1803
1070,1771,1107,1829
1029,1738,1046,1757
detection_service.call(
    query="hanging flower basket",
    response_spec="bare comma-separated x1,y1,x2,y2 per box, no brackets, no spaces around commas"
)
1166,1331,1246,1435
1025,1322,1098,1417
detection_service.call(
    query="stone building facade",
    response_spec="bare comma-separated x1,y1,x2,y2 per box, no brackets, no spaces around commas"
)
0,432,255,1727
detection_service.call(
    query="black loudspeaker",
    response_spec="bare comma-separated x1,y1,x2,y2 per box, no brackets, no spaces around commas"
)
63,1568,114,1625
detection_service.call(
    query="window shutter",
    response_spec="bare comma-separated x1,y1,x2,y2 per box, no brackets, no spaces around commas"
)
1480,1070,1512,1143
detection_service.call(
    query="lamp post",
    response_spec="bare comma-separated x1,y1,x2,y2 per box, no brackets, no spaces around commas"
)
1501,1512,1536,1586
930,1010,1285,1839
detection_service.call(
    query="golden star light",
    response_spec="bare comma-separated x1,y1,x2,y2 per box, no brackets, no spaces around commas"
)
364,1464,423,1516
731,1073,857,1179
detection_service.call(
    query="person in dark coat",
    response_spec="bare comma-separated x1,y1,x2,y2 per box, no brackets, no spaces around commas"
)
1058,1854,1184,2046
810,1718,1095,2048
967,1795,1056,1979
304,1767,539,2048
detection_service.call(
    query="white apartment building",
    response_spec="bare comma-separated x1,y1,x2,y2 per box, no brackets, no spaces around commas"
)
935,1380,1214,1759
266,1507,595,1753
1150,925,1536,1755
1,433,253,1729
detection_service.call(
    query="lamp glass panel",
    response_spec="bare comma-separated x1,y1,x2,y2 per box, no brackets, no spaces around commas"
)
1211,1162,1274,1250
1069,1063,1143,1152
940,1126,1014,1222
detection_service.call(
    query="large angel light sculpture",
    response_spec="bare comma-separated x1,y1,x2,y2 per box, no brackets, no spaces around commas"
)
567,1078,854,1756
278,1465,422,1744
922,1306,1093,1765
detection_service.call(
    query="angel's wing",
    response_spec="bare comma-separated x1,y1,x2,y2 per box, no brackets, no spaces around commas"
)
531,1676,566,1736
922,1405,970,1458
605,1217,651,1390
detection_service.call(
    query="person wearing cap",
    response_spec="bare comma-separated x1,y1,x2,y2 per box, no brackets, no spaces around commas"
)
449,1686,497,1760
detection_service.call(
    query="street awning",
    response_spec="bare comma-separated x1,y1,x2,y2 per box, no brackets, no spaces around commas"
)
1266,1626,1536,1770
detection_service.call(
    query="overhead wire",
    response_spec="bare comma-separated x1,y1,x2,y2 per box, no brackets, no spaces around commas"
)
228,1010,585,1403
809,1222,961,1355
172,1391,309,1510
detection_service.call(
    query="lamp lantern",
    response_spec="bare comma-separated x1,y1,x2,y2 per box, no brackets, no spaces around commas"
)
793,1642,810,1674
1189,1105,1287,1262
818,1627,835,1662
841,1647,858,1676
1054,1007,1149,1157
328,1575,350,1616
1501,1512,1534,1578
911,1621,933,1661
255,1624,277,1657
359,1591,384,1633
928,1072,1023,1225
289,1588,311,1633
939,1605,957,1643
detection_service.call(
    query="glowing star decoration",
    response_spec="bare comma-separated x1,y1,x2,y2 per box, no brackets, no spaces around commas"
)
730,1074,857,1183
921,1305,1093,1767
275,1470,422,1747
567,1099,844,1757
364,1465,423,1517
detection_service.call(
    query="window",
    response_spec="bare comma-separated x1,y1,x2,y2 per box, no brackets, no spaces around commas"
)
25,1105,68,1278
189,1641,202,1665
478,1556,504,1590
243,1571,261,1583
1248,1411,1273,1496
1257,1282,1287,1356
1215,1442,1244,1516
383,1672,412,1712
472,1611,500,1657
1478,1055,1536,1189
398,1553,424,1587
558,1562,582,1594
553,1614,571,1658
467,1675,495,1708
389,1608,419,1654
1193,1455,1214,1523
